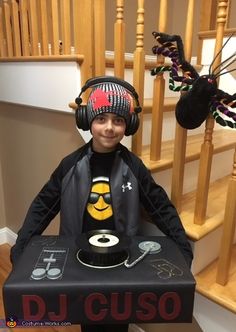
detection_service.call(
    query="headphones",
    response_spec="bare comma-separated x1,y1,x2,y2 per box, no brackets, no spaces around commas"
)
75,76,142,136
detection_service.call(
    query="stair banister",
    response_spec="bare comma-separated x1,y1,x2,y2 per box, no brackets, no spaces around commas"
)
131,0,145,155
114,0,125,79
150,0,167,161
171,0,195,212
194,0,229,225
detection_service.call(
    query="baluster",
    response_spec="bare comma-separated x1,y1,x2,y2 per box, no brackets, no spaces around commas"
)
10,0,21,56
39,0,49,55
114,0,125,78
51,0,60,55
19,0,30,56
194,0,229,225
194,117,214,224
61,0,71,55
197,1,218,65
216,146,236,285
150,0,167,161
0,4,7,57
199,0,217,31
28,0,39,55
72,0,79,54
3,0,13,56
131,0,145,155
76,0,94,84
171,0,195,212
93,0,105,76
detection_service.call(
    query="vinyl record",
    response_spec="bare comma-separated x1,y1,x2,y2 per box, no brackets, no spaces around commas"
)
76,230,130,268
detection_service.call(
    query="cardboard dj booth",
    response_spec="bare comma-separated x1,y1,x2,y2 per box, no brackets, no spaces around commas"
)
3,234,195,326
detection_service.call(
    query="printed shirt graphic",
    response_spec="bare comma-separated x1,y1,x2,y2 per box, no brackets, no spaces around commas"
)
87,176,113,221
82,151,116,232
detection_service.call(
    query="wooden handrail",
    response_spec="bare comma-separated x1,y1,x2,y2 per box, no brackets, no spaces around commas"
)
0,54,84,62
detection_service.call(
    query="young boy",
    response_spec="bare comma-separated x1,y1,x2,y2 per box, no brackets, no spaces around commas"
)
10,76,193,332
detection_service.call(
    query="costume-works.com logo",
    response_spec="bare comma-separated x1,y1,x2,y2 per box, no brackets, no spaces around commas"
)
6,316,18,327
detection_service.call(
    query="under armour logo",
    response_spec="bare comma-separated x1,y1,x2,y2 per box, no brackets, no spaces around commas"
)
122,182,132,192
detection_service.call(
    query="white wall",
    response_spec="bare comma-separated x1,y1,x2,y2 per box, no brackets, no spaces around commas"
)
194,293,236,332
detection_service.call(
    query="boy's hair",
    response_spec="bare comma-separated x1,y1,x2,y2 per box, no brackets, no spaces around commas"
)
87,82,133,127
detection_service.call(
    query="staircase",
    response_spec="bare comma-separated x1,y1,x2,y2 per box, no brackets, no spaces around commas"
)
0,1,236,331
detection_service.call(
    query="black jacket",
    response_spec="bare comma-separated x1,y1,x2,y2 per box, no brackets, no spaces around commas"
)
10,141,193,266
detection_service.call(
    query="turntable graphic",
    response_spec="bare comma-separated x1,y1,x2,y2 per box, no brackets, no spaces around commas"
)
76,229,161,269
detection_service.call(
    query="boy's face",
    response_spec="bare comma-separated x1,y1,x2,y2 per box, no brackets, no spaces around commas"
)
91,113,126,153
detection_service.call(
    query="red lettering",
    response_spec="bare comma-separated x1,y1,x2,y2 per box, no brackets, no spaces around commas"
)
136,292,157,321
48,294,67,321
111,292,132,320
159,292,181,320
22,295,45,321
85,293,108,321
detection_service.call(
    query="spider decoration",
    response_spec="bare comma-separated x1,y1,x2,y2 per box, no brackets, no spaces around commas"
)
151,32,236,130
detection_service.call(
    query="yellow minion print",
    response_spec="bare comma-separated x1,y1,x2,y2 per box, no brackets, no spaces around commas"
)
87,176,113,220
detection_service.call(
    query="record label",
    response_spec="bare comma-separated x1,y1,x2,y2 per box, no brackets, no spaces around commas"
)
88,233,119,248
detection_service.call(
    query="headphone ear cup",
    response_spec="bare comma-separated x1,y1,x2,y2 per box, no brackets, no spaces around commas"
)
75,106,90,131
125,113,140,136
